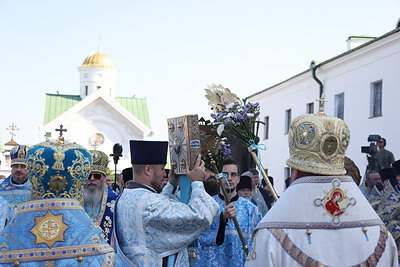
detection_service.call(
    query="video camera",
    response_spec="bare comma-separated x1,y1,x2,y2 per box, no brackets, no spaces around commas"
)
361,134,381,172
361,134,381,156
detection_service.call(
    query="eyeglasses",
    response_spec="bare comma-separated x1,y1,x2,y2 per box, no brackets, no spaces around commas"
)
222,172,238,178
88,173,103,180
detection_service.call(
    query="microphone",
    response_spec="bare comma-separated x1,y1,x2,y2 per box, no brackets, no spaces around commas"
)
110,143,123,165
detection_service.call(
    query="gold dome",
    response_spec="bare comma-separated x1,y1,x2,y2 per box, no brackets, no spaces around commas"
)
80,49,116,69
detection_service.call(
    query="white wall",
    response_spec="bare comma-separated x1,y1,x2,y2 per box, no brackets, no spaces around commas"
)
249,29,400,195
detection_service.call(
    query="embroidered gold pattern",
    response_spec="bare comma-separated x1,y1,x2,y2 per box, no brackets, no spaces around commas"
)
268,225,388,266
48,174,67,193
52,150,65,171
26,143,91,201
30,211,68,248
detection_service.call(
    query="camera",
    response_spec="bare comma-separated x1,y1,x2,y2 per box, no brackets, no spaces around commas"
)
361,134,381,156
361,134,381,172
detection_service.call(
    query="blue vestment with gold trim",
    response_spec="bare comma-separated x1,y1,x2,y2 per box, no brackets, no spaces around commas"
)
85,186,118,246
0,175,31,209
0,198,119,266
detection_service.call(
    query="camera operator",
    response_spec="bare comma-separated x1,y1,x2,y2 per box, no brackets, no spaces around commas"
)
375,137,395,170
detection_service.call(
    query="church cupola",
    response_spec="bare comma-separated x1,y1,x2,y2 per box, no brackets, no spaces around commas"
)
78,47,119,99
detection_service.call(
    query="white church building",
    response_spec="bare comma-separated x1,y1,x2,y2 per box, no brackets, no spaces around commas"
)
41,48,153,172
248,26,400,195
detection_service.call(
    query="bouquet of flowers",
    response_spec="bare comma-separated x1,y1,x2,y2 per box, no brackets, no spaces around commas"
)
204,84,279,202
202,137,232,173
199,117,232,173
205,84,261,147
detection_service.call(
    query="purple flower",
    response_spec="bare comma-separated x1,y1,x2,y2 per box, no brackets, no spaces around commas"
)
210,113,217,119
225,118,231,124
249,102,259,107
217,113,226,119
236,113,245,120
221,142,232,156
243,107,249,112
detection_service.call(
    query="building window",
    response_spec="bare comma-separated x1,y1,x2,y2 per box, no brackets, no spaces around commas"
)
264,116,269,139
84,73,88,78
285,109,291,134
370,80,382,117
85,86,88,95
306,102,314,114
97,86,101,90
335,93,345,119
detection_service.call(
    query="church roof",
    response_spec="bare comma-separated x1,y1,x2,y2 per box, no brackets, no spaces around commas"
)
80,49,117,70
43,93,151,127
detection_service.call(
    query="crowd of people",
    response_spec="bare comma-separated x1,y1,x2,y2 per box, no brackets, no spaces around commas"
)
0,110,399,266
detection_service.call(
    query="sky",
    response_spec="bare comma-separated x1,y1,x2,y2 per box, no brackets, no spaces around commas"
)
1,0,400,146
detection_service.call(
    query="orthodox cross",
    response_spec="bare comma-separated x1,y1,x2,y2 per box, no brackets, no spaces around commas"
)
55,124,67,138
6,123,19,140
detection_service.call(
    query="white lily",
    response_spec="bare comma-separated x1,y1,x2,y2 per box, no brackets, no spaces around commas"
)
217,124,225,136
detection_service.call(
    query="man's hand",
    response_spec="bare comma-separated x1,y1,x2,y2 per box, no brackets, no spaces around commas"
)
168,166,179,187
187,155,206,182
222,203,236,222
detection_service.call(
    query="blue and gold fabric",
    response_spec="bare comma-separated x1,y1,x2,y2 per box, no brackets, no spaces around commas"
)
10,145,29,166
0,139,120,266
376,182,400,241
0,199,116,266
359,182,383,210
114,181,219,266
195,194,261,267
0,175,31,209
85,186,118,246
26,141,92,202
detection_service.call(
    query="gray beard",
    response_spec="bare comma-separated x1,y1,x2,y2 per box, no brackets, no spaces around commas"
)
84,185,104,208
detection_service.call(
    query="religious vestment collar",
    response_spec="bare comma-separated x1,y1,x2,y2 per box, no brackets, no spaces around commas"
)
218,193,239,202
126,181,157,193
256,175,383,231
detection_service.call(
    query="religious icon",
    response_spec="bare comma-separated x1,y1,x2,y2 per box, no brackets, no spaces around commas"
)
314,179,356,225
89,133,105,148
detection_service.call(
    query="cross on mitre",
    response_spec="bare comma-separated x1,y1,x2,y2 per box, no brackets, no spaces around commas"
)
55,124,67,144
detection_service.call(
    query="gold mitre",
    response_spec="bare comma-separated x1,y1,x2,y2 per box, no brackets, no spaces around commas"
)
286,111,350,175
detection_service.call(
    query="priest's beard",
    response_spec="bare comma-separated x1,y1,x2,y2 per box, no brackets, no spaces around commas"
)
84,183,104,209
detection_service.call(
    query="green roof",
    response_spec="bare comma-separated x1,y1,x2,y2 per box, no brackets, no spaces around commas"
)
43,94,81,125
116,96,151,128
43,93,151,128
